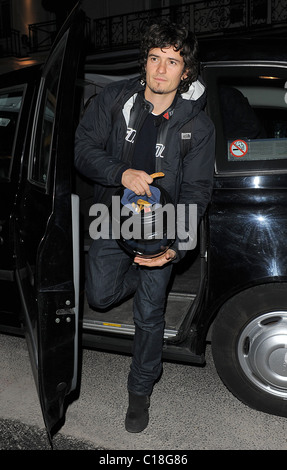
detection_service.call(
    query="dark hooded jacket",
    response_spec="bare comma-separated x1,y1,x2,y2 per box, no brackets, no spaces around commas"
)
74,76,215,260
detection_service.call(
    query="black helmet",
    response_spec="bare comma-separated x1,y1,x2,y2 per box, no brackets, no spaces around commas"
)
111,185,175,258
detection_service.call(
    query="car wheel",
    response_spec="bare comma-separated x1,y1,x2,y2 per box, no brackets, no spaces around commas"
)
211,283,287,417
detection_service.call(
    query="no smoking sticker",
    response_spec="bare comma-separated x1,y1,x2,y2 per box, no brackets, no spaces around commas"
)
230,140,248,158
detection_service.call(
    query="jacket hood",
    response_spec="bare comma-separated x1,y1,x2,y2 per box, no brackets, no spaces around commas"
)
181,78,206,102
120,76,207,127
176,77,207,122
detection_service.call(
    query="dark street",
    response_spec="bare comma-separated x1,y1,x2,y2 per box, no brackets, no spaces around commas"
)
1,333,287,451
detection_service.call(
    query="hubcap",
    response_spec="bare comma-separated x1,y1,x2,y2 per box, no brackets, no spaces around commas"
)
237,311,287,398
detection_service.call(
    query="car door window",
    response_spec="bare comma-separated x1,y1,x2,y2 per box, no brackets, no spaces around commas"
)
0,86,25,181
28,32,67,188
204,64,287,174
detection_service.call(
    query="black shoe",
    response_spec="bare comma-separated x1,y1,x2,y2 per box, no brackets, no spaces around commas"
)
125,392,150,433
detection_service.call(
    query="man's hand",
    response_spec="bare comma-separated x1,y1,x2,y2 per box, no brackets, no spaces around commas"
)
134,249,177,267
122,169,153,196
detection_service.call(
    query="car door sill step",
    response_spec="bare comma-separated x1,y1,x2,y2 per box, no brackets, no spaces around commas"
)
83,291,195,337
82,318,178,338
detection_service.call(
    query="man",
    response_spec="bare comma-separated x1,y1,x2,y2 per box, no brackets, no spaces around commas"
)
74,22,215,433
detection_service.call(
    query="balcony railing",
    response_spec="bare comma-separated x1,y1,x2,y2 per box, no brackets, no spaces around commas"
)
1,0,286,58
28,16,92,53
0,28,21,58
5,28,21,56
28,20,57,52
92,0,287,51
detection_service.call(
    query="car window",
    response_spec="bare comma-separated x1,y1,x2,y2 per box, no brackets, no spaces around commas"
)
28,32,67,188
204,63,287,174
0,86,25,181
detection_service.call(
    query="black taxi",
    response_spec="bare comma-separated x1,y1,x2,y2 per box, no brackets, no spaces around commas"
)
0,4,287,440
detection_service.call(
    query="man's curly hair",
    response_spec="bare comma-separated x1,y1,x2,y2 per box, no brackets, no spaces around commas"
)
139,21,199,94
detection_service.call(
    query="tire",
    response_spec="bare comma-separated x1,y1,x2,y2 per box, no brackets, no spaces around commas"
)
211,283,287,418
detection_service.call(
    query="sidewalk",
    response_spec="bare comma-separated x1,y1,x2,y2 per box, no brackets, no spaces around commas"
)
1,332,287,450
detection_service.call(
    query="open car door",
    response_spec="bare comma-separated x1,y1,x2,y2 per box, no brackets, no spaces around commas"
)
12,3,85,441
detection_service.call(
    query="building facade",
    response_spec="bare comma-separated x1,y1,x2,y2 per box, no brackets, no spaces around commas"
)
0,0,287,59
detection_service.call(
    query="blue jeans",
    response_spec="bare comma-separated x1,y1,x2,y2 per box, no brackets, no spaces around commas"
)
86,236,173,396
